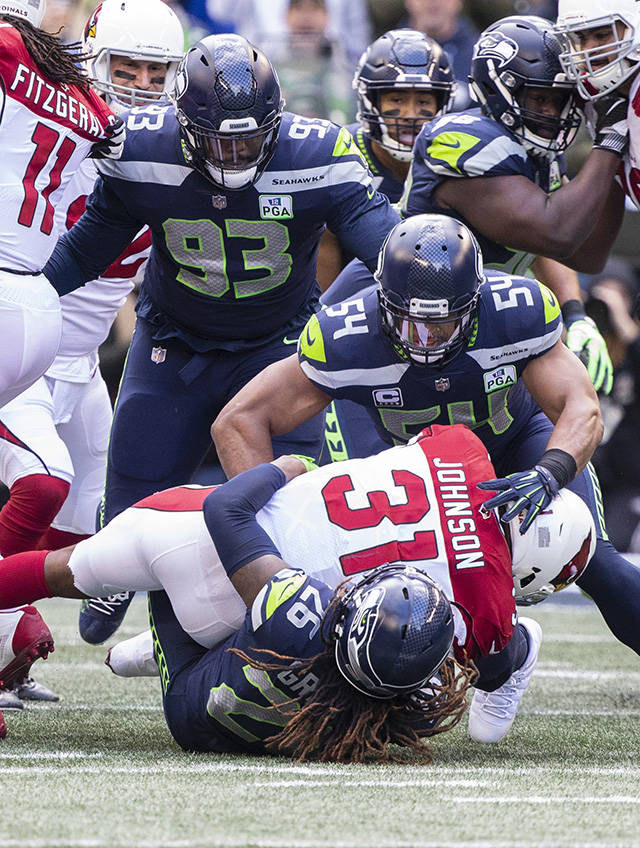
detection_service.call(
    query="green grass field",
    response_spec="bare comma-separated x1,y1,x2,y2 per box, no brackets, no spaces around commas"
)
2,591,640,848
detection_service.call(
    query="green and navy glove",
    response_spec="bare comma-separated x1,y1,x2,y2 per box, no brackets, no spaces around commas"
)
479,449,577,534
562,300,613,394
478,467,561,534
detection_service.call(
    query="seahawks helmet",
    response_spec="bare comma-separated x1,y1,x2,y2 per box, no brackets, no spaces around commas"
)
555,0,640,100
333,564,454,700
376,214,484,368
354,29,455,162
508,489,596,605
172,34,284,190
470,16,582,157
83,0,184,110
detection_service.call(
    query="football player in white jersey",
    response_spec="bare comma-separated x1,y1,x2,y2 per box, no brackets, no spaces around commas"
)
0,0,123,411
0,425,597,744
555,1,640,209
0,0,183,708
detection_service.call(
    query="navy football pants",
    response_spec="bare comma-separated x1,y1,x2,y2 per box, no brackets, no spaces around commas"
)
101,316,323,524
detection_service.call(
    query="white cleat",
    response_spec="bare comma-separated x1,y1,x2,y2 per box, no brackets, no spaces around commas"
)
105,629,158,677
468,617,542,744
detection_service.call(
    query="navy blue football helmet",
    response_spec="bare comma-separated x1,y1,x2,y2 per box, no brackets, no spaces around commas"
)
172,34,284,189
469,16,582,157
354,29,455,162
376,214,484,368
332,564,454,700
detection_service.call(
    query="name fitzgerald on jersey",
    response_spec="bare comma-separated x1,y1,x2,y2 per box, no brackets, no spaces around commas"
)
10,63,103,137
432,458,484,570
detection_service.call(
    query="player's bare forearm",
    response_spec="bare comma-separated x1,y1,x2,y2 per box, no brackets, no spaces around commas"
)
523,342,603,473
562,181,626,274
436,150,621,260
213,355,331,478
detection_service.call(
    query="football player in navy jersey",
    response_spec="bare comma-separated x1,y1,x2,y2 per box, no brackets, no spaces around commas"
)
41,33,400,645
401,15,625,395
213,213,640,662
320,28,455,462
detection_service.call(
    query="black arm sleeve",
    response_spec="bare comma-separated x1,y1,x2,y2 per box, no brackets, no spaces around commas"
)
44,176,142,296
203,463,287,578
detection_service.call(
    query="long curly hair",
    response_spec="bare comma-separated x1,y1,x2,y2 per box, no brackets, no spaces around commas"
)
230,586,478,764
3,15,91,90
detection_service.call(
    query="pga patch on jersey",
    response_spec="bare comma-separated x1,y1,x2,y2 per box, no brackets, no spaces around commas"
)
259,195,293,219
372,387,403,407
483,364,516,393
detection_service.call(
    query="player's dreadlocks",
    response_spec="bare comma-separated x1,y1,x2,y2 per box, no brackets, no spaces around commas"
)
231,587,478,764
3,16,91,90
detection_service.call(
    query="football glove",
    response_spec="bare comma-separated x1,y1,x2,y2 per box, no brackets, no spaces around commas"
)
289,454,319,473
565,315,613,395
588,94,629,156
478,466,561,534
90,115,126,160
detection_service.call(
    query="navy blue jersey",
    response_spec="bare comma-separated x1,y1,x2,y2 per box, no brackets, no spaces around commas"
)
346,122,406,203
179,568,333,753
400,109,568,275
45,106,399,351
299,272,563,458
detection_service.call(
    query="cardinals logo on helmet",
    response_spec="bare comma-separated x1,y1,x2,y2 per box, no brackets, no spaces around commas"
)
84,2,102,40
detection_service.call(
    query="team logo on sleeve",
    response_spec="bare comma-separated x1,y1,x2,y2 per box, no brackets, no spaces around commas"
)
483,365,516,393
259,195,293,219
473,33,518,67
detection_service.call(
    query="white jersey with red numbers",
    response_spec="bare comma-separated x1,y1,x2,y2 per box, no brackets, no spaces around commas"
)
0,23,112,271
618,73,640,210
47,157,151,374
68,424,516,659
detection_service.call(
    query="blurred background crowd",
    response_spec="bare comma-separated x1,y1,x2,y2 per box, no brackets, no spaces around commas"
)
35,0,640,552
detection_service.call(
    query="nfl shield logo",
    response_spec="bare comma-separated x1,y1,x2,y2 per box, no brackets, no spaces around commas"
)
151,346,167,364
212,195,227,210
435,377,450,392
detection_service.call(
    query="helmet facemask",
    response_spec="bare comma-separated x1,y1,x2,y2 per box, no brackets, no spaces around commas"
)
92,49,182,110
378,289,479,367
555,12,640,100
353,29,455,162
176,111,281,190
357,82,454,162
473,60,582,158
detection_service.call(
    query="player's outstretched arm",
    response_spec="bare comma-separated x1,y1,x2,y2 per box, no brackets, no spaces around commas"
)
522,340,603,474
434,149,623,267
212,355,332,478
